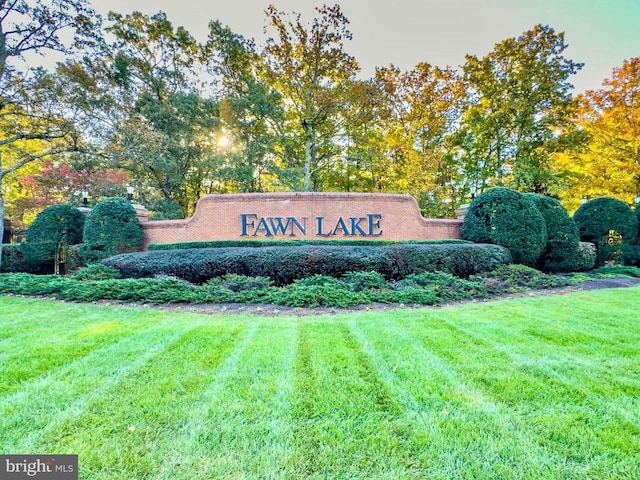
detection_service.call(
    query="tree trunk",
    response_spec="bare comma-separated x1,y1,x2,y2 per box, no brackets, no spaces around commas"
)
54,249,60,276
304,137,312,191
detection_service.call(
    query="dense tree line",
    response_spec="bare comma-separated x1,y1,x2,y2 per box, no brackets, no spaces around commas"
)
1,0,639,254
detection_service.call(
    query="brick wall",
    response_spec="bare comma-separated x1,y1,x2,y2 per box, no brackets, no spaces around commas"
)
140,192,463,249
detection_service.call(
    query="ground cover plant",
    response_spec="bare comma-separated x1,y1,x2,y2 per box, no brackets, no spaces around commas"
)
1,289,639,479
0,264,578,308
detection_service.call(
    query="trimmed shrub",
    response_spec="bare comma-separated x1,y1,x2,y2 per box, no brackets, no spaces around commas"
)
0,272,72,295
205,273,274,292
342,271,388,291
475,264,570,293
2,244,32,273
401,271,488,300
573,197,638,266
2,244,56,274
21,204,85,274
591,265,640,278
72,264,121,281
103,243,512,286
83,198,143,259
523,193,580,272
370,287,439,305
462,187,547,267
1,244,22,273
148,239,471,251
271,278,366,307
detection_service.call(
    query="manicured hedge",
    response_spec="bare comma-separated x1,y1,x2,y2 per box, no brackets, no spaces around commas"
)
22,204,85,273
148,238,470,251
573,197,638,266
103,243,512,285
1,244,52,274
523,193,580,272
462,187,547,267
83,198,143,258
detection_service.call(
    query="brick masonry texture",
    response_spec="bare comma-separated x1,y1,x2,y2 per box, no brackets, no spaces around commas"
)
140,192,463,249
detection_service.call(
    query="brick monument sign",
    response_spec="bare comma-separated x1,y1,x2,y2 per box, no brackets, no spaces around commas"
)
139,192,463,249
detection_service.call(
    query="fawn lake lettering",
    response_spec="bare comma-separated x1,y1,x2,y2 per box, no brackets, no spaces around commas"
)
240,213,383,237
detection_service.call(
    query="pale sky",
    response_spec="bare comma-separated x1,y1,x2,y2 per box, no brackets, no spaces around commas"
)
86,0,640,94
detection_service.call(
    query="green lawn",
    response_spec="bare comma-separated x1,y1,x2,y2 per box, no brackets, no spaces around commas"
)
1,289,639,479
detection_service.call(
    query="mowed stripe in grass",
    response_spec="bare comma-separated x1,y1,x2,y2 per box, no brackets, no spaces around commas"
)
0,288,639,479
157,320,298,479
0,300,156,396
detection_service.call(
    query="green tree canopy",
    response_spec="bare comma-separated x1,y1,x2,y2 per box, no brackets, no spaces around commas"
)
0,0,99,269
458,24,584,195
260,4,360,191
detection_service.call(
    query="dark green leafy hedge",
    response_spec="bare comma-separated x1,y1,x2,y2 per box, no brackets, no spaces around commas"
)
148,238,470,251
1,244,52,274
83,198,143,258
103,243,512,285
573,197,638,266
22,204,85,270
523,193,580,272
461,187,547,267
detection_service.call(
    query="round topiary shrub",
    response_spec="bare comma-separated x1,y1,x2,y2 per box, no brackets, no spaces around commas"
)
523,193,580,272
461,187,547,267
22,204,85,274
573,197,638,267
83,198,143,259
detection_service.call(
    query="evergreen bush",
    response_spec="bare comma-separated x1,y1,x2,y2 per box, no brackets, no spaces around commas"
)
83,198,143,259
461,187,547,267
72,264,121,281
103,243,512,286
342,271,388,291
474,264,570,293
1,244,52,273
591,265,640,278
2,244,24,273
148,238,470,251
205,273,274,292
21,204,85,274
273,278,366,307
524,193,580,272
573,197,638,266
